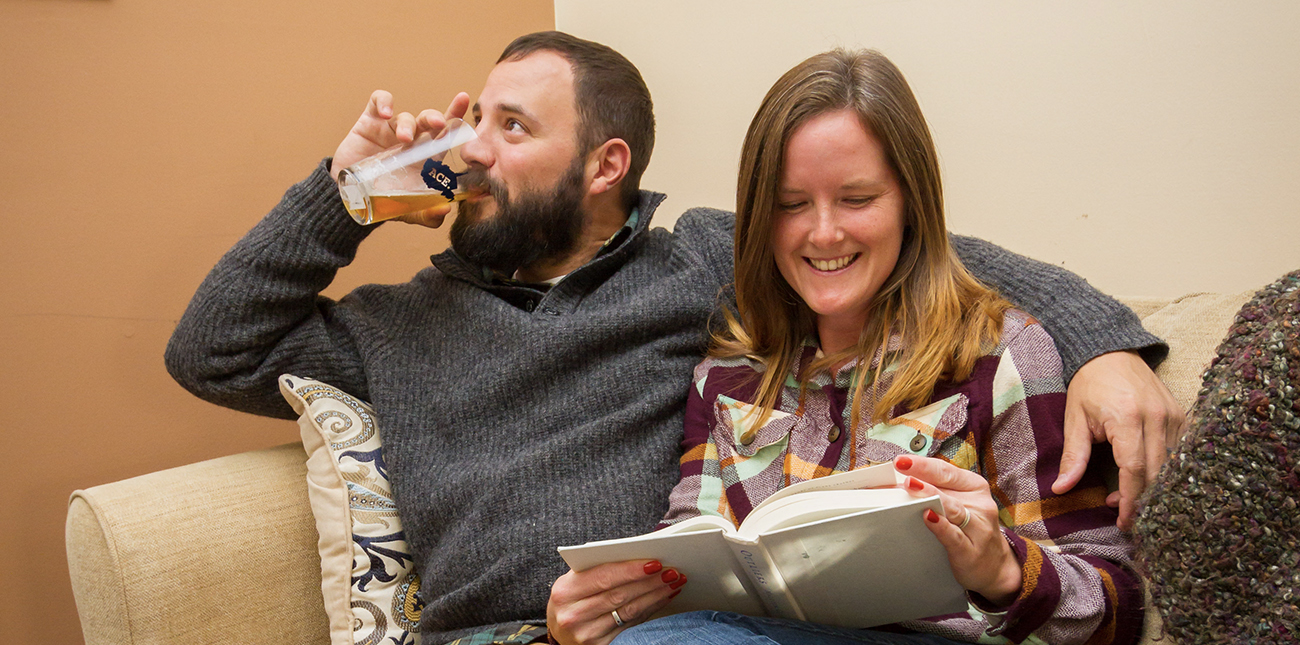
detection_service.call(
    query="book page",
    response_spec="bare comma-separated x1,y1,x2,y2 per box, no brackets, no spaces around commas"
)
738,488,920,538
748,462,904,519
655,514,736,535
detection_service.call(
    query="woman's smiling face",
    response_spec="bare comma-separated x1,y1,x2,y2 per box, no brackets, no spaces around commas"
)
771,109,906,354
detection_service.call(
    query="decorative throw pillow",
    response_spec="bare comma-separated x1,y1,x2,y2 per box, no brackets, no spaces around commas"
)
1133,270,1300,644
280,375,423,645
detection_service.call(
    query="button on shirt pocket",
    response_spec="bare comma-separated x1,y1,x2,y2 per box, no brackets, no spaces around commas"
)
712,395,797,462
859,393,970,464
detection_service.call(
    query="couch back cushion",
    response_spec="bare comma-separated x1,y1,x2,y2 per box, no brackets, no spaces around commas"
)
1120,291,1254,411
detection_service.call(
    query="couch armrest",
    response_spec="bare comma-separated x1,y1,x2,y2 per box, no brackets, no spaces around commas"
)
66,443,329,645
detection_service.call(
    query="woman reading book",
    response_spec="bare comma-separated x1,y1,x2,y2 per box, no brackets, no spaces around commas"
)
594,49,1143,645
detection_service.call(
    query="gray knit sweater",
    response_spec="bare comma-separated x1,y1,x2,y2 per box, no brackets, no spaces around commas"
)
165,161,1164,644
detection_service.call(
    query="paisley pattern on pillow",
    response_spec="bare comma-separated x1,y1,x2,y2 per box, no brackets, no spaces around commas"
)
280,375,423,645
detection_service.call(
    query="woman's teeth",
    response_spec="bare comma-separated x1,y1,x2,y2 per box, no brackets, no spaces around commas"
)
809,254,858,271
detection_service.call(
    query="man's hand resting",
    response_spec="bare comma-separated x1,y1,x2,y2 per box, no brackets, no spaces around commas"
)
1054,350,1186,531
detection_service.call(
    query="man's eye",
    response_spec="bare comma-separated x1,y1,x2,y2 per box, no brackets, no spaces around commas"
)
505,119,526,133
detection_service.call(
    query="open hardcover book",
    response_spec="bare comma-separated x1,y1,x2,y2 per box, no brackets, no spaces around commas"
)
558,463,968,629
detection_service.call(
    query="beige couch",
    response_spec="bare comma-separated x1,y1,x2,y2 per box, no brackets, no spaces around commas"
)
65,291,1257,645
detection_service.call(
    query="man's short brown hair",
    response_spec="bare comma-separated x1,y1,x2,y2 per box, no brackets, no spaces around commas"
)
499,31,655,210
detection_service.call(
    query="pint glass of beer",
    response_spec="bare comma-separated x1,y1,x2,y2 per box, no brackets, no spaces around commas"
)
336,118,478,225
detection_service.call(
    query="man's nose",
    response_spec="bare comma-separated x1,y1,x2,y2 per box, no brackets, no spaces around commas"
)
460,125,491,167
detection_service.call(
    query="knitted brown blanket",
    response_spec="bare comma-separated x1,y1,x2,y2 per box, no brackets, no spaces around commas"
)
1135,270,1300,643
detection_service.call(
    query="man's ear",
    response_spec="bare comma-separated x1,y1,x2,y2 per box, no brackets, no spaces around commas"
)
584,138,631,197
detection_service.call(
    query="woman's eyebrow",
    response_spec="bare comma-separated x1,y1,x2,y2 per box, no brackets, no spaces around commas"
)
841,179,888,191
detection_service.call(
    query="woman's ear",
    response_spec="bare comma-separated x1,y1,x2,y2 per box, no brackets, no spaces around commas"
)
585,138,631,197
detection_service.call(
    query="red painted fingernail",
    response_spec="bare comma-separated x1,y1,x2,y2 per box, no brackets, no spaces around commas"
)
670,574,688,590
661,569,679,584
925,509,940,523
907,477,925,492
644,561,662,575
670,589,682,599
896,455,913,470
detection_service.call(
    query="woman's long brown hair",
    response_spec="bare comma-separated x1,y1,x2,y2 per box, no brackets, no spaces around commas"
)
716,49,1011,432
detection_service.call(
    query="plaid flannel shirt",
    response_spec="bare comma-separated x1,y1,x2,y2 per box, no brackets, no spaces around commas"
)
662,310,1143,645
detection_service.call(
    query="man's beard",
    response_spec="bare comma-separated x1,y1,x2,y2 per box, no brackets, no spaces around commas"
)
450,159,587,277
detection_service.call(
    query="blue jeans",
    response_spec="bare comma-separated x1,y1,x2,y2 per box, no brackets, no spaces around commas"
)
610,611,963,645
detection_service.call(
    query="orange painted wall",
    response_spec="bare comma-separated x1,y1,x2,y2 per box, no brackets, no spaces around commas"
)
0,1,554,642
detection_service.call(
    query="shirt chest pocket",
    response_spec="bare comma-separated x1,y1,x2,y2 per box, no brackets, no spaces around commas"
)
711,395,799,461
859,393,971,463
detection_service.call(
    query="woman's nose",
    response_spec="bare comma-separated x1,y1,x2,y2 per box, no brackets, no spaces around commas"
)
808,206,843,247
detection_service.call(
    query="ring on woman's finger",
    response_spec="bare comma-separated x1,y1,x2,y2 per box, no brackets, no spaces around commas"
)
957,506,972,530
611,608,625,627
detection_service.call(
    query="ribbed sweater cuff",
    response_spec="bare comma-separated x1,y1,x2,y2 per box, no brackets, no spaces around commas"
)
290,158,374,247
1053,316,1168,382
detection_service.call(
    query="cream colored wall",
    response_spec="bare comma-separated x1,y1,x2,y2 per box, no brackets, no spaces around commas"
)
557,0,1300,298
0,2,553,643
